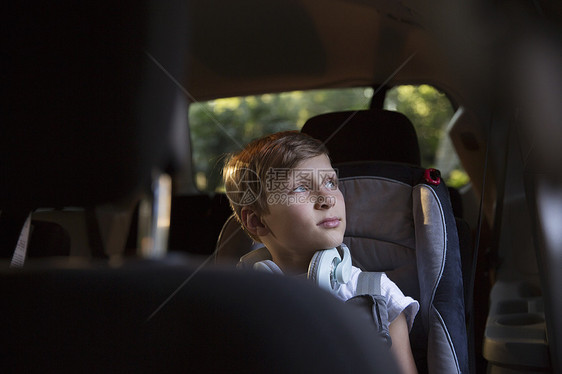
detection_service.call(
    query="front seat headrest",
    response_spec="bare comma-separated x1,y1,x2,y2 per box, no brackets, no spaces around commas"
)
1,1,188,210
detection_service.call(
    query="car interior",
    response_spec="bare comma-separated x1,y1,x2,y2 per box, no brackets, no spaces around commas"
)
3,0,562,373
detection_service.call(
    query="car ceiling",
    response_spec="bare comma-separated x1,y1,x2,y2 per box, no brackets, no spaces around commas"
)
185,0,452,101
183,0,562,107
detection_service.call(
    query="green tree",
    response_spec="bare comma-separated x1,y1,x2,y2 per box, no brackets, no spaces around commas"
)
189,88,372,191
383,85,468,188
384,85,454,166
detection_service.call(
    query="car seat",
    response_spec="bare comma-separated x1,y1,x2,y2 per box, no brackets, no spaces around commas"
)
305,110,468,374
215,109,469,373
335,161,468,374
303,110,470,373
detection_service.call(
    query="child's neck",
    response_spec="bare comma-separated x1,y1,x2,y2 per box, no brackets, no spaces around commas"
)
270,251,312,275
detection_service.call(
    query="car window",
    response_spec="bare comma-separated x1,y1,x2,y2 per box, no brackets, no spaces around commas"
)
189,88,374,192
384,85,469,188
189,85,468,193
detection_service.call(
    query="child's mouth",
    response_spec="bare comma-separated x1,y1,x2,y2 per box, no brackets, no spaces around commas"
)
317,218,340,228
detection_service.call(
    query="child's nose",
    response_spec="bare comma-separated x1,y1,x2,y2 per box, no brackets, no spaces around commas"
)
314,191,336,209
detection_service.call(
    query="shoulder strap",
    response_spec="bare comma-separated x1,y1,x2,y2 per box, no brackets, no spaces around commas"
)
346,271,392,348
356,271,383,296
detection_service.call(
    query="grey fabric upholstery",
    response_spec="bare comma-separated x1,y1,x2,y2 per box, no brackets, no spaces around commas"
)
338,161,468,374
341,176,418,297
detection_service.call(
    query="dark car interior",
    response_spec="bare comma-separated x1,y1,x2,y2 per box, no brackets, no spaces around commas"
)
3,0,562,372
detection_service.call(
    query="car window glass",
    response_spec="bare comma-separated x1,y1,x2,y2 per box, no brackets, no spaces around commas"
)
384,85,469,188
189,85,468,193
189,88,373,192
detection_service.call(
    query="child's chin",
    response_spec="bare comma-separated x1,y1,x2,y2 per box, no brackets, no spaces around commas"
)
321,239,343,250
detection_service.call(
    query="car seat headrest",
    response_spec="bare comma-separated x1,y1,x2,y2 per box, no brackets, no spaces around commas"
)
1,0,188,210
301,109,420,165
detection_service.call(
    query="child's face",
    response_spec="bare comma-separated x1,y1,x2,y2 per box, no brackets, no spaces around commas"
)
260,154,346,257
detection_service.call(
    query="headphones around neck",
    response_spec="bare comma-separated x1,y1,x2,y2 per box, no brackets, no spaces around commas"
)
247,244,352,294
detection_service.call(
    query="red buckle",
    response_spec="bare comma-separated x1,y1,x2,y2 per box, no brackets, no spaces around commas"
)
424,168,441,185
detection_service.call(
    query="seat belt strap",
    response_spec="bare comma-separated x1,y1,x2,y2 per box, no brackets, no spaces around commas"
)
348,271,391,347
10,213,32,268
356,271,382,295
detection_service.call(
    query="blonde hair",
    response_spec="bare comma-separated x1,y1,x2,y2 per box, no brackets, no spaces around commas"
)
223,131,328,241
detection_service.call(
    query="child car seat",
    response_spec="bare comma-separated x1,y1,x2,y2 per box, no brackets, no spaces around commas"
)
302,110,469,374
335,161,468,374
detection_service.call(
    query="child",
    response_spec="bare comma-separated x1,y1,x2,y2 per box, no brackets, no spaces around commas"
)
223,131,419,374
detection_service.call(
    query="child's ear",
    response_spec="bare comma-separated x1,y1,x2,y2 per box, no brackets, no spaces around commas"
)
241,207,270,237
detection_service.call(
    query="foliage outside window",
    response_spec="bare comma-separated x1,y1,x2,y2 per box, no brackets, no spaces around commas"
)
189,88,373,192
384,85,469,188
189,85,468,193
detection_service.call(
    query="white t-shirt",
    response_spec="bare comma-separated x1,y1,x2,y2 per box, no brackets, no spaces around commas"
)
335,266,419,331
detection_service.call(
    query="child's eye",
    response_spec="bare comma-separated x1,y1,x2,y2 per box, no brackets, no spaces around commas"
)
324,178,338,190
293,185,309,193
